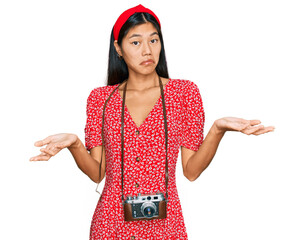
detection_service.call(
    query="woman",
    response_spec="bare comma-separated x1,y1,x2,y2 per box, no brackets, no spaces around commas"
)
30,4,275,239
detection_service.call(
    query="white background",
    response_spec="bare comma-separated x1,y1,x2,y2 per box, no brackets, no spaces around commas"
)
1,0,304,239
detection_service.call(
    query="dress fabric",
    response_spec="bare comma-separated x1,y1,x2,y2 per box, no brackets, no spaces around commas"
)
84,78,205,240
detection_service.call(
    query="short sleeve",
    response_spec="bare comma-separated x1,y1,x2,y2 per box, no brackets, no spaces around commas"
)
181,80,205,151
84,88,104,151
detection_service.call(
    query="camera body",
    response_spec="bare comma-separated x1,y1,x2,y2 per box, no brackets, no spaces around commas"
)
123,192,167,221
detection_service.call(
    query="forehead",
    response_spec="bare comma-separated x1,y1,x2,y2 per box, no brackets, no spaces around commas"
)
126,22,158,38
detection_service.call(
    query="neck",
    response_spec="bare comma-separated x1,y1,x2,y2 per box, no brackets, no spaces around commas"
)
125,71,160,91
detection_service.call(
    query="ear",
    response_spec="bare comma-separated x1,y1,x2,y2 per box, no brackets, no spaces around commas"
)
113,40,122,57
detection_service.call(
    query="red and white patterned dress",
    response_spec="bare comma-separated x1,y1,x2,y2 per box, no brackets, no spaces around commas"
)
84,78,205,239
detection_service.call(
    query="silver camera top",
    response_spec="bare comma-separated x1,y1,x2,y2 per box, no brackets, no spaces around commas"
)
125,192,165,204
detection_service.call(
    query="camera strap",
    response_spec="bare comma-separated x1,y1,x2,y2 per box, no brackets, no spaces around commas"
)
97,76,169,205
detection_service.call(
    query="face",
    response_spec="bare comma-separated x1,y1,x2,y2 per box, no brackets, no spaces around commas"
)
114,22,161,76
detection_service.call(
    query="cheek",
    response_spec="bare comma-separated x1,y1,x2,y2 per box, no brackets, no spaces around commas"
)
122,49,138,64
155,43,161,54
125,53,140,66
154,47,162,60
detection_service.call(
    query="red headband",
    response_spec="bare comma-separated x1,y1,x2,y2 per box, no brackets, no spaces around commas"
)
113,4,161,41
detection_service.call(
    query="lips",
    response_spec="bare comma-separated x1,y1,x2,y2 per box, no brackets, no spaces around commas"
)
140,59,154,65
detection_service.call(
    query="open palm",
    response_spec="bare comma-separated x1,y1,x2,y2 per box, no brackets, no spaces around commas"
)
30,133,77,161
215,117,275,135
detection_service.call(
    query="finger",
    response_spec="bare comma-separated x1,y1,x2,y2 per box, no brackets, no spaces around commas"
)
32,155,52,161
233,121,251,131
242,125,264,135
30,151,47,159
249,119,261,126
30,152,52,161
40,147,56,157
34,135,53,147
252,126,275,135
40,144,62,156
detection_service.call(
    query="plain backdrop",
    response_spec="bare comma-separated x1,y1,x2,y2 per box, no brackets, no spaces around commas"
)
1,0,304,239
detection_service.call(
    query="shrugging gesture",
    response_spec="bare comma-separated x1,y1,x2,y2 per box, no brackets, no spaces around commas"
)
214,117,275,135
182,117,275,181
30,133,78,161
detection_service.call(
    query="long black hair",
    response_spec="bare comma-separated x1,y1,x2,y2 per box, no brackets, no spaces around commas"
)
106,12,169,86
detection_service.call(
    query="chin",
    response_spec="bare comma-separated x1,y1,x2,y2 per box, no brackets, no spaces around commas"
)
138,67,156,75
143,70,157,76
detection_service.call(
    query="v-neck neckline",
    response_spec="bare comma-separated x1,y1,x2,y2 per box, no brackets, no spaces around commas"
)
116,78,172,130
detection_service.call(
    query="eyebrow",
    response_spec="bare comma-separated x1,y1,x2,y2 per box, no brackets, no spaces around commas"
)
128,32,159,39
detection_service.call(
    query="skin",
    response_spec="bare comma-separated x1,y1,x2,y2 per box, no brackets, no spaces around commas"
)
30,22,275,183
113,21,162,91
113,22,170,128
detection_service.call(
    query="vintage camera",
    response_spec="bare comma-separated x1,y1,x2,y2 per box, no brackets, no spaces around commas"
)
123,191,167,221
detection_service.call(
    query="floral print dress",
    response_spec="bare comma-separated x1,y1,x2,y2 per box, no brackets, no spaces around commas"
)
84,78,205,239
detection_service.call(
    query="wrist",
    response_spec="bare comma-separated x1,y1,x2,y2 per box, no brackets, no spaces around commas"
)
211,120,226,136
68,135,81,150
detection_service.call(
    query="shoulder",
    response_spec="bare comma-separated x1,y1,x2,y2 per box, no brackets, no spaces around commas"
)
171,78,199,87
171,79,200,95
86,84,119,105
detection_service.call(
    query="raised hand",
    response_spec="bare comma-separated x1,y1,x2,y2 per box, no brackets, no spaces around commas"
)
214,117,275,135
29,133,78,161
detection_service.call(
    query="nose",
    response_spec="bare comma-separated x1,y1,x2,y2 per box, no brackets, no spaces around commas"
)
142,40,152,56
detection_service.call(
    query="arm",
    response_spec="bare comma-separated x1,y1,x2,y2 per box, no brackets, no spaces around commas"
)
68,136,105,183
183,117,275,182
183,120,225,182
30,133,105,183
30,88,108,183
71,86,106,183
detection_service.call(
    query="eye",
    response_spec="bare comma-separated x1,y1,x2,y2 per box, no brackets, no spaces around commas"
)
132,41,140,46
151,39,158,44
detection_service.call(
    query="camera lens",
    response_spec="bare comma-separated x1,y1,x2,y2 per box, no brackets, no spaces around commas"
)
141,202,157,218
144,206,155,217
